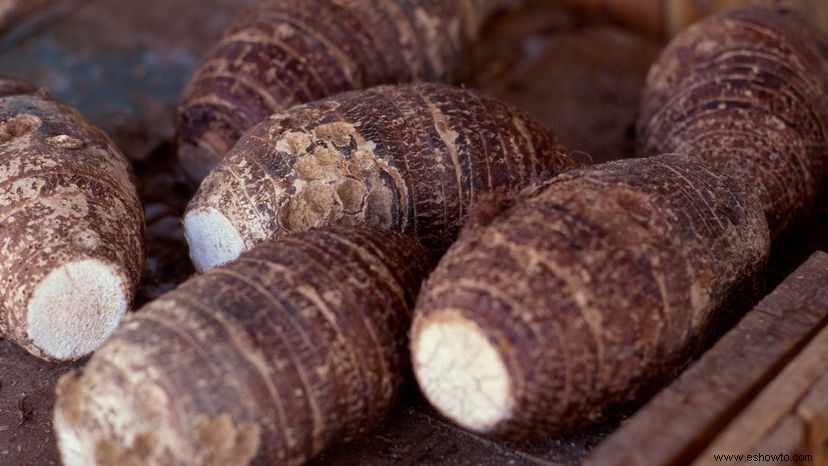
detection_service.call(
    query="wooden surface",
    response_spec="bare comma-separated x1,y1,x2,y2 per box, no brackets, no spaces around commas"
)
314,394,616,466
693,317,828,465
585,251,828,466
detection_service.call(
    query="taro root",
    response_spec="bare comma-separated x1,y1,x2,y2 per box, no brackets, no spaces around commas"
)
54,226,433,466
0,0,60,34
176,0,502,181
184,83,573,272
638,6,828,237
411,154,770,437
410,6,828,438
0,76,145,361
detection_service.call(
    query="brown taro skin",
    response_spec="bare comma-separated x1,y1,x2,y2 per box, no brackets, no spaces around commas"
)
411,154,770,438
638,6,828,238
54,226,434,466
176,0,501,181
0,76,145,361
184,83,573,271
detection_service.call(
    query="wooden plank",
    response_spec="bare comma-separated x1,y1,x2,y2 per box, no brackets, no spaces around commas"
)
796,368,828,465
693,324,828,464
738,416,805,466
584,251,828,466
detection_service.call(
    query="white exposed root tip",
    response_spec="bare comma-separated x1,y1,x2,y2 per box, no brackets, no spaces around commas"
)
184,207,245,272
27,259,128,360
412,311,514,432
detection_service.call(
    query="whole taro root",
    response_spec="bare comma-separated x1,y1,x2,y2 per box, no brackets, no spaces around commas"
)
176,0,503,181
638,6,828,237
411,154,769,437
54,227,433,466
0,76,145,361
184,83,573,272
411,6,828,438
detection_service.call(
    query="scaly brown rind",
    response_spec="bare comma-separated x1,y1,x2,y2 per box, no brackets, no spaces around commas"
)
186,83,573,259
54,226,433,466
412,153,769,437
0,78,145,361
638,6,828,237
176,0,503,180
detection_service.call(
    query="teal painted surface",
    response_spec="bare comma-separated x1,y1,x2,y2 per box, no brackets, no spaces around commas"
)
0,0,252,160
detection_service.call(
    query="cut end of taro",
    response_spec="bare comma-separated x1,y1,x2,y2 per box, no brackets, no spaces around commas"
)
53,364,173,466
184,207,246,272
412,311,514,433
26,259,128,360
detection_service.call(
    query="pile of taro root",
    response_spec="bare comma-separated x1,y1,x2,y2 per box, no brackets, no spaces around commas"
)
0,1,827,465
